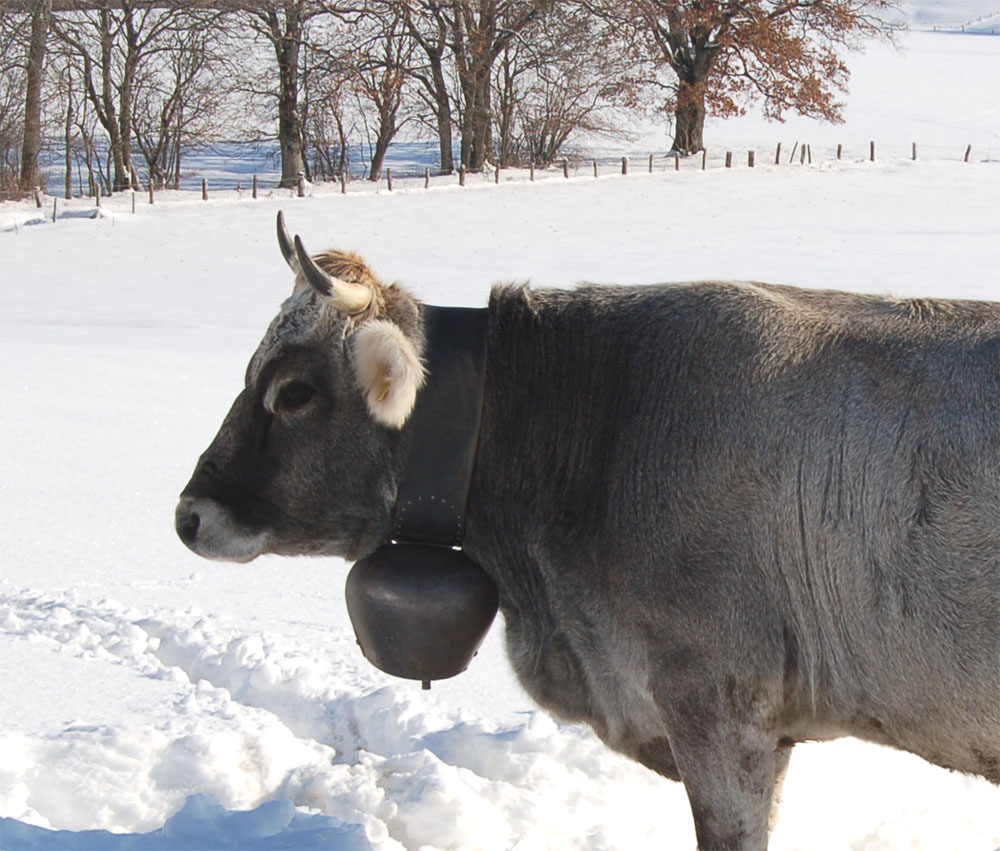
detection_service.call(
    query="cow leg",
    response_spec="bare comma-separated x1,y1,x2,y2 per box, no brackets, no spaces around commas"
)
769,742,793,833
660,690,781,850
635,735,682,781
676,733,777,850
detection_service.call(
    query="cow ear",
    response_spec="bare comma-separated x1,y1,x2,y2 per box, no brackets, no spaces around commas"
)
351,320,426,428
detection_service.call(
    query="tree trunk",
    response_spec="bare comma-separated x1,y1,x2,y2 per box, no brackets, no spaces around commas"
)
368,102,394,182
428,55,453,174
173,103,182,189
95,8,129,191
672,81,706,155
369,134,391,182
277,89,305,187
19,0,52,195
403,9,453,175
495,48,515,167
63,69,73,198
461,67,492,172
119,13,140,191
435,98,454,174
272,10,305,188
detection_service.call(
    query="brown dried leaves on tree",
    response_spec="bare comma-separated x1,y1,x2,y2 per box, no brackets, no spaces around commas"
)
624,0,897,154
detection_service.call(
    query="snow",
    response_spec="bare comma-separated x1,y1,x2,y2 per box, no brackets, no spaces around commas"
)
900,0,1000,32
2,25,1000,851
703,31,1000,160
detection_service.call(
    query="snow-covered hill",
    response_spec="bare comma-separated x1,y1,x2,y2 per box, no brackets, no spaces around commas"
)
2,25,999,851
901,0,1000,32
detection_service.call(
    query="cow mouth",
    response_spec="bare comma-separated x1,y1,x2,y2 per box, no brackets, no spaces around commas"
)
175,495,270,562
175,496,365,562
175,496,364,562
175,462,283,562
176,464,369,562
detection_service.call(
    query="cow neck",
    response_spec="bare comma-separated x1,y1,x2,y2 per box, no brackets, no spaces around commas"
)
391,305,489,548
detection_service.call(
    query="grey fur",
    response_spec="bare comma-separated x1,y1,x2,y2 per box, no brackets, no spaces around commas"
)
178,259,1000,850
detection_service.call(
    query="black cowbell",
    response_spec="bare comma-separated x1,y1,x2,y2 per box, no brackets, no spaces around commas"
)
345,543,499,685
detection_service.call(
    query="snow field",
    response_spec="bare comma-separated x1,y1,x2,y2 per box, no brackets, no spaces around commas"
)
2,24,1000,851
3,153,1000,851
0,589,693,850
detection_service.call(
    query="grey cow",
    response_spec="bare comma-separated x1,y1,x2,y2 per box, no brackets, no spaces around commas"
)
177,215,1000,850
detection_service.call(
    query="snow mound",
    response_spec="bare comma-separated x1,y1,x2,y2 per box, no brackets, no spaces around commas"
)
0,794,370,850
0,590,689,850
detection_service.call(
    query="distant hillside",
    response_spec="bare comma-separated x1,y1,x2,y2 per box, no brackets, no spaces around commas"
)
900,0,1000,32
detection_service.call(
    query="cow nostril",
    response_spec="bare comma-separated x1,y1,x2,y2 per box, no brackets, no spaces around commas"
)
176,510,201,545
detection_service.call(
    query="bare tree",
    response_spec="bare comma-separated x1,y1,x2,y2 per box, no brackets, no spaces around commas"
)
2,0,900,196
245,0,339,187
18,0,52,193
618,0,896,154
454,0,552,171
302,69,351,180
54,2,201,190
291,19,354,182
349,6,414,180
6,0,326,193
131,15,237,188
397,0,456,173
492,9,630,166
1,8,32,191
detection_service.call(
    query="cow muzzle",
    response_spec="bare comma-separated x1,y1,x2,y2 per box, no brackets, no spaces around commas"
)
174,495,268,562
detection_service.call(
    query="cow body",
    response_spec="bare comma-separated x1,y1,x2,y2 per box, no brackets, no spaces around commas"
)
178,224,1000,849
464,282,1000,846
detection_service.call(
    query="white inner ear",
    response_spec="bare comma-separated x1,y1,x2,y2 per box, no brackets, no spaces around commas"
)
351,319,426,428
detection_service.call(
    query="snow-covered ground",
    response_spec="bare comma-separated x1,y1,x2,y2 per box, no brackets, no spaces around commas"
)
2,23,1000,851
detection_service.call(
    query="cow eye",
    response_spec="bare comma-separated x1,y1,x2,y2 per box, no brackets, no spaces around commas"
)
275,380,315,412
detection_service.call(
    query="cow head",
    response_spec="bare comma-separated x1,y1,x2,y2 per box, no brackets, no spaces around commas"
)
175,213,425,562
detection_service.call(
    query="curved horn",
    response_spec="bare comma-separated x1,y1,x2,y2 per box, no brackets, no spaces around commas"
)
293,234,374,315
276,211,299,272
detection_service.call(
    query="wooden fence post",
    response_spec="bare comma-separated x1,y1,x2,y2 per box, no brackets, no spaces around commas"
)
563,159,569,178
95,186,101,207
202,178,208,200
807,145,812,165
340,172,346,194
297,175,305,197
459,164,466,186
252,175,258,199
33,187,42,208
748,150,755,168
837,144,842,160
789,142,798,164
964,144,972,162
148,183,154,204
131,189,136,214
386,168,393,191
593,159,598,178
799,145,806,165
700,150,705,171
495,164,500,184
648,153,654,173
912,142,917,161
621,156,628,175
870,141,875,162
725,151,732,168
52,197,57,222
774,143,781,165
425,167,430,188
530,161,534,181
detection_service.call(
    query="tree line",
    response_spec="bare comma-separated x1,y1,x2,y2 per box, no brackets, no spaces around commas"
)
1,0,895,196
